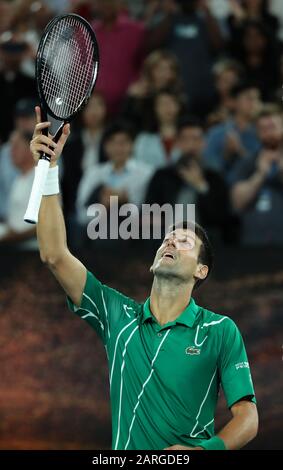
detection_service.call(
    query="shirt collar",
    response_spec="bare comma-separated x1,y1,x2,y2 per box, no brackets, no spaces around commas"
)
109,158,134,174
142,297,198,328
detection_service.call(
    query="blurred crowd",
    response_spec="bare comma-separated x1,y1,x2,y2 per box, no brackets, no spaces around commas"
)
1,0,283,249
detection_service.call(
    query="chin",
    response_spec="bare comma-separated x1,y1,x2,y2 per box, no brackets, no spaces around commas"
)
152,264,179,279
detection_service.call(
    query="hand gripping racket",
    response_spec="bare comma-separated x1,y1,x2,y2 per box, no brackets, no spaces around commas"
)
24,14,99,224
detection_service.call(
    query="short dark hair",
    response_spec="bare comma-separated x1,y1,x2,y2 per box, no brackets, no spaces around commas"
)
169,220,213,290
177,115,203,134
230,81,259,98
101,120,135,145
15,98,37,117
256,103,282,121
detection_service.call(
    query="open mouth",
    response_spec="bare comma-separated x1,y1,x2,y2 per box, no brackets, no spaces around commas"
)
162,252,176,260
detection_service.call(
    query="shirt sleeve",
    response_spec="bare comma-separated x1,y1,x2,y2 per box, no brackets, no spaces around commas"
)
218,318,256,408
66,270,137,347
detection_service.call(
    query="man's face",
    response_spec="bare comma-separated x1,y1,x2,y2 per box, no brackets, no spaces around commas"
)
83,94,107,128
177,126,205,157
150,228,208,285
152,59,176,89
257,114,283,148
155,94,180,123
235,88,261,119
216,68,239,96
105,132,133,166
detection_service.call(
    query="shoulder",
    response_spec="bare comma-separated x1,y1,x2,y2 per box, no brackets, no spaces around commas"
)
135,133,159,144
103,281,142,311
82,162,111,180
201,308,229,325
199,307,238,334
206,123,227,140
128,158,153,174
86,271,143,318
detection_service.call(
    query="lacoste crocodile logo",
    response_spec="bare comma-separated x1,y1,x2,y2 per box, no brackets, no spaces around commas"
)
185,346,201,355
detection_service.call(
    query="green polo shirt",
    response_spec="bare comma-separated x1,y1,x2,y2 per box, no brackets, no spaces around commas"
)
67,271,256,450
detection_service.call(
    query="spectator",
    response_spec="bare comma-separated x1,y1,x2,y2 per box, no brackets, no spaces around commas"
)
207,59,243,127
230,20,280,101
231,105,283,245
204,82,261,182
148,0,224,117
0,32,36,142
0,98,36,221
61,92,108,217
92,0,145,115
227,0,279,42
145,117,234,242
134,89,185,169
122,49,183,131
76,121,153,226
0,129,36,248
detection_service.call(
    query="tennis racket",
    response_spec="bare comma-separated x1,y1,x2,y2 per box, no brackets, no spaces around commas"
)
24,13,99,224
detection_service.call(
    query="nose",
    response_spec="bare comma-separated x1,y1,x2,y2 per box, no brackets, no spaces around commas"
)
166,237,177,248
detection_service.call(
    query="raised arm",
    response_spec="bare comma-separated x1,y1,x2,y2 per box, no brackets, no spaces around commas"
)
32,107,86,306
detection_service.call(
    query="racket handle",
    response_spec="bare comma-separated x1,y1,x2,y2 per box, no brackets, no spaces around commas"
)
24,158,50,224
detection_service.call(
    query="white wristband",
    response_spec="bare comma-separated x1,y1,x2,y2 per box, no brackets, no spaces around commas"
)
41,165,60,196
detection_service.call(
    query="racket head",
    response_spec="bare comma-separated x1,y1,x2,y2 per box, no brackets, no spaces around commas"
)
36,13,99,122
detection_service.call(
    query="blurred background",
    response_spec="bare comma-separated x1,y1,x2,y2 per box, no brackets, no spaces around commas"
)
0,0,282,450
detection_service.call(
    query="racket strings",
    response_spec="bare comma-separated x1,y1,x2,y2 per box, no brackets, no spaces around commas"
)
43,20,94,113
40,16,96,119
43,20,94,116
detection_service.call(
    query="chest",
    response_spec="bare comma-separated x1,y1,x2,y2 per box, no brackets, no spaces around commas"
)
111,322,219,392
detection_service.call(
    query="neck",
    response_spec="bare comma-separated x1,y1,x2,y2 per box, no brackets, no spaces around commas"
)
113,160,127,171
150,276,193,326
87,126,103,136
159,123,176,137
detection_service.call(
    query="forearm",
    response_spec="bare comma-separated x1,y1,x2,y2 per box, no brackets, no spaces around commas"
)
231,172,265,211
37,193,68,264
218,404,258,450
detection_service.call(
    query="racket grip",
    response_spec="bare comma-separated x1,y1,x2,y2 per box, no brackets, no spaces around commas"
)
24,158,50,224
